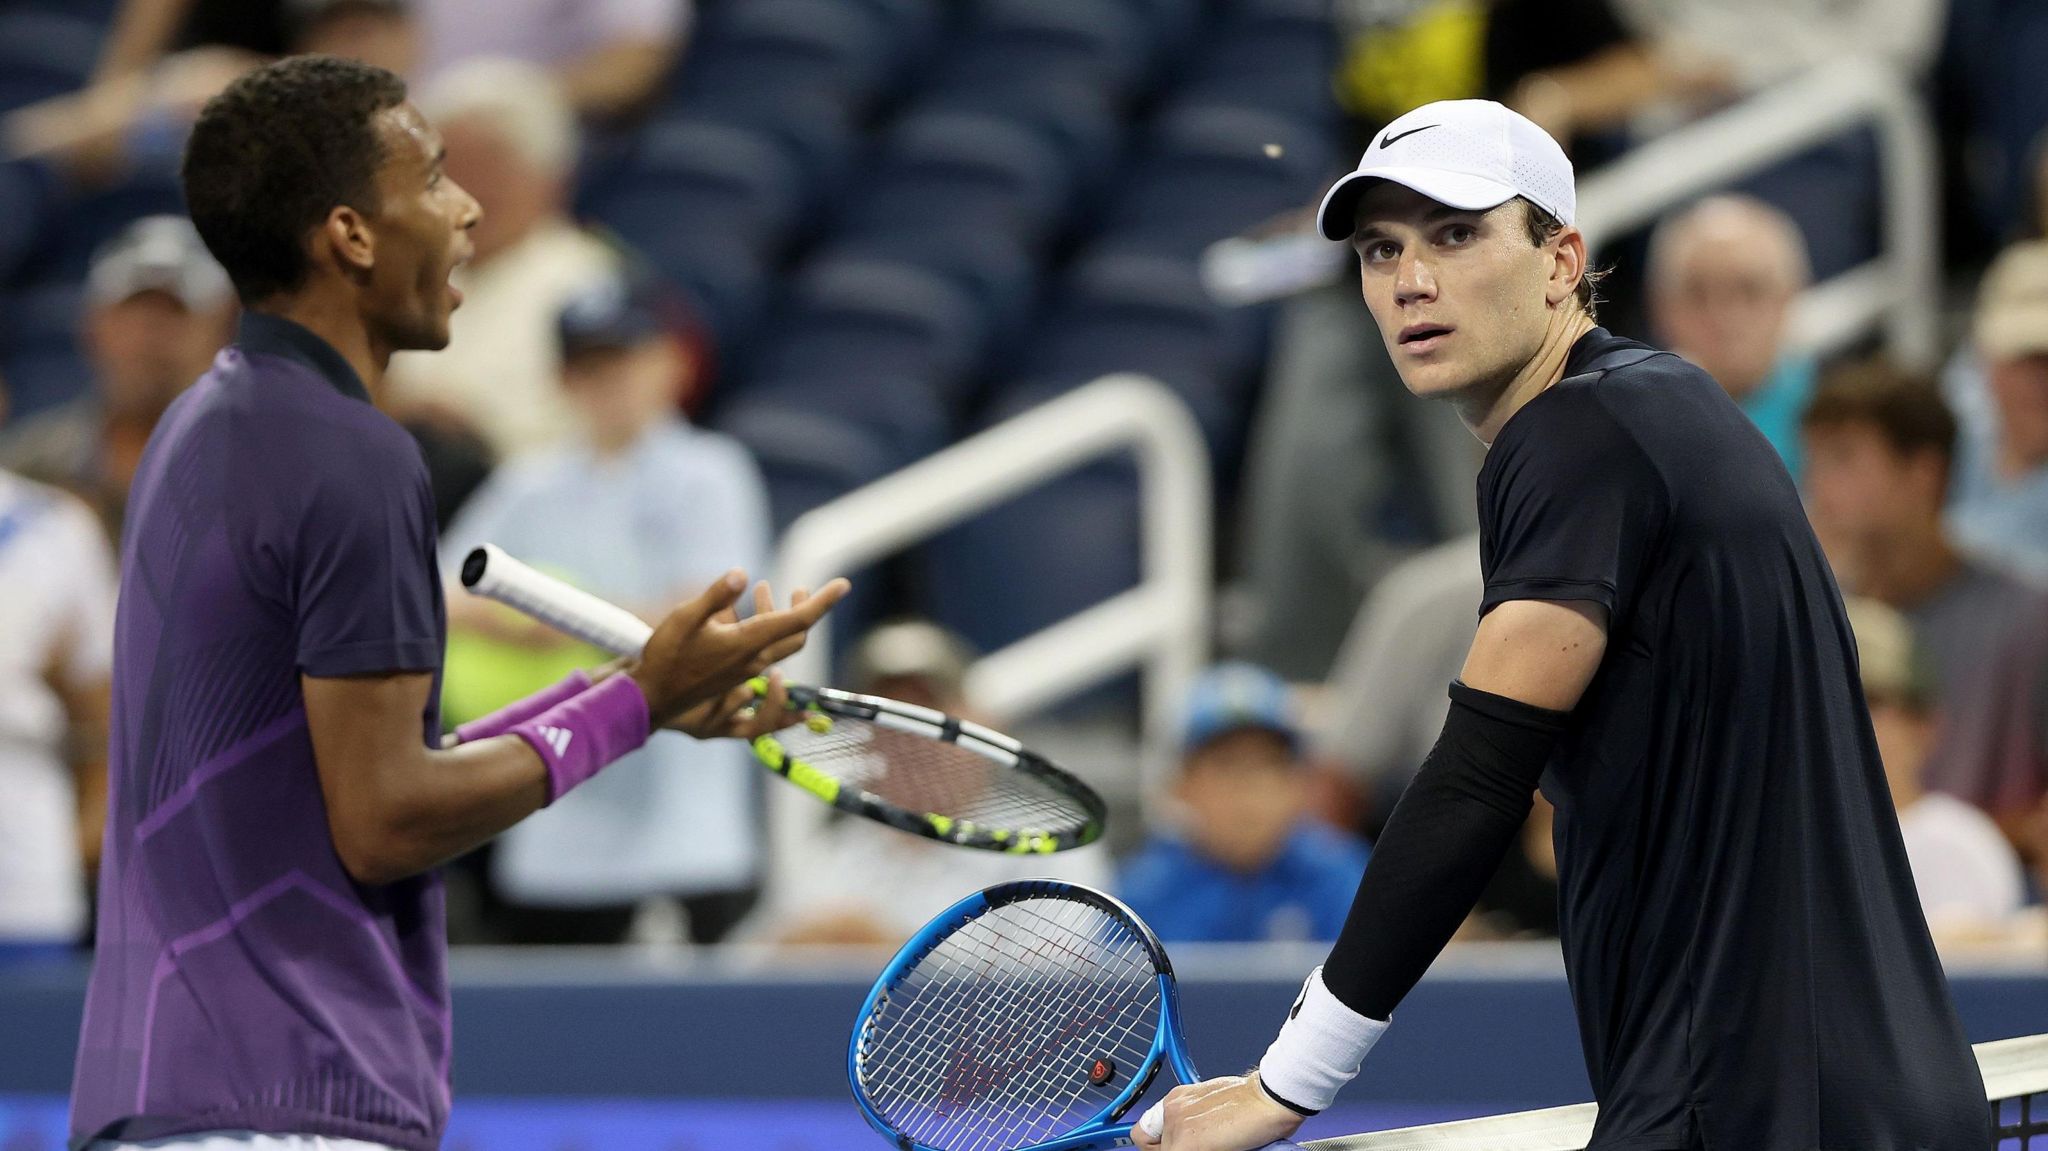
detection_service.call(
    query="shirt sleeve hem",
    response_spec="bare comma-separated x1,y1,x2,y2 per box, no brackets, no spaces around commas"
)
299,638,443,678
1481,577,1617,613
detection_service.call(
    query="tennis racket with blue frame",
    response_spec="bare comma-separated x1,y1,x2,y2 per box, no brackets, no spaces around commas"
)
849,879,1303,1151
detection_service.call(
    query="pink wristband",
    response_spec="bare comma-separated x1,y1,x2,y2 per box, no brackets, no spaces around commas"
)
509,674,651,804
453,669,593,745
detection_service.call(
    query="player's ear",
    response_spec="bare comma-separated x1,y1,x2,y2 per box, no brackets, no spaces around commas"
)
319,204,377,279
1546,226,1587,309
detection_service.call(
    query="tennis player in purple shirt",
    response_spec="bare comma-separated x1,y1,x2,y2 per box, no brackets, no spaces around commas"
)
68,56,847,1151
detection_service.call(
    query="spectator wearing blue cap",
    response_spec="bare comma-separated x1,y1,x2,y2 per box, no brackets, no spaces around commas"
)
436,267,772,944
1116,663,1370,944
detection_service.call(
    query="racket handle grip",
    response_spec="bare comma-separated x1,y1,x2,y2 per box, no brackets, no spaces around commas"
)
460,544,655,657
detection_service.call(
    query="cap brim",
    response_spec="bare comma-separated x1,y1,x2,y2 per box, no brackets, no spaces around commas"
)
1315,166,1522,241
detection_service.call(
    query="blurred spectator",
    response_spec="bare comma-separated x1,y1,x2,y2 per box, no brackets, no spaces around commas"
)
437,268,765,945
1508,0,1943,280
415,0,687,120
1648,195,1816,478
1801,359,2048,861
1310,538,1558,939
751,620,1110,949
0,217,235,541
1118,663,1369,944
1314,534,1480,801
1945,241,2048,583
388,58,621,460
0,472,116,964
1842,596,2028,934
93,0,414,80
7,3,411,201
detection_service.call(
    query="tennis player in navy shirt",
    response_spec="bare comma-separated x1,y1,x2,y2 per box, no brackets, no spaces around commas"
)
70,56,845,1151
1142,100,1989,1151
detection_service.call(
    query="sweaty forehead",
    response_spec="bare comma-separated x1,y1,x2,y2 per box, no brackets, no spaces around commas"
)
374,102,440,172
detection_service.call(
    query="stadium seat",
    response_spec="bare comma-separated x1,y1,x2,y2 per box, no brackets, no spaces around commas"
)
1178,0,1337,125
840,112,1076,249
582,119,807,260
669,90,859,202
49,161,187,281
823,230,1041,350
0,12,100,113
748,256,989,407
1096,104,1332,259
1013,252,1263,467
681,0,896,119
933,0,1155,109
921,456,1143,658
914,84,1124,194
738,369,951,461
711,400,902,530
625,231,771,364
0,283,91,421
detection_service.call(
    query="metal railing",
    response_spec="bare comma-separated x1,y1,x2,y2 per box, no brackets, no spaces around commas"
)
1574,58,1941,366
766,374,1212,874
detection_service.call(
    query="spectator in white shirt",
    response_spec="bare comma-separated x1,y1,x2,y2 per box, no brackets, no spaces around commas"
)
437,268,768,944
1843,595,2029,937
0,472,116,963
415,0,687,120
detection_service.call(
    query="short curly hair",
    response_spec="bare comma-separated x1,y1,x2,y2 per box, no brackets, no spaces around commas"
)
182,55,408,304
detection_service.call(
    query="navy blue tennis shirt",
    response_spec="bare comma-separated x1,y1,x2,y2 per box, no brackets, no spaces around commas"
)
71,313,451,1150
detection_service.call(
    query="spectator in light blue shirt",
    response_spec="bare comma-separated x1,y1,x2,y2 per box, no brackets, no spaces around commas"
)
1945,241,2048,585
439,266,771,944
1117,663,1369,944
1649,194,1818,479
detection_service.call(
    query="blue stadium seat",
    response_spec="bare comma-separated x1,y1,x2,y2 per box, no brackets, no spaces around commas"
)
1097,104,1332,259
841,112,1076,249
1016,252,1263,464
832,0,944,73
682,0,895,118
921,456,1143,658
0,12,100,113
748,256,989,406
934,0,1154,109
711,401,901,530
0,159,62,285
583,119,807,259
670,90,859,201
1178,0,1337,125
626,231,771,364
49,161,187,281
823,230,1041,349
0,284,91,421
914,84,1123,194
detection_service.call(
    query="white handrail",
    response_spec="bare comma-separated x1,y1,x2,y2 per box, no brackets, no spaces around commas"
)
767,374,1213,870
1576,58,1941,366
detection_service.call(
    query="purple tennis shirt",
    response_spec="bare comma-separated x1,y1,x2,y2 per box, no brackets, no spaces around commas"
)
70,313,451,1151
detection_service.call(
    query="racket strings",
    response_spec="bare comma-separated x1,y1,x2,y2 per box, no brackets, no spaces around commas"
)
778,716,1091,833
859,896,1163,1151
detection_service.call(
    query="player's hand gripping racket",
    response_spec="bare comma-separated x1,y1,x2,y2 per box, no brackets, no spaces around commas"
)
461,545,1107,854
849,880,1303,1151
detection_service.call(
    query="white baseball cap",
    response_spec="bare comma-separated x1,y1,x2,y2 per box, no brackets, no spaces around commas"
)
1315,99,1576,242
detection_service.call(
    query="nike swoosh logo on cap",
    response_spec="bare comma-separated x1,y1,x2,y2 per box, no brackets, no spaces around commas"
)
1377,123,1439,151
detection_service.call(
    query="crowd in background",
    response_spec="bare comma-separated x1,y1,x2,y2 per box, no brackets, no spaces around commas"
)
0,0,2045,959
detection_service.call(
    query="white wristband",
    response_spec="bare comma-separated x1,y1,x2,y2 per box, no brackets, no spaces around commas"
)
1256,966,1389,1114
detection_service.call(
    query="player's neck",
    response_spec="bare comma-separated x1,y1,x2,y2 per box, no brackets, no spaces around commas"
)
255,287,390,401
1463,310,1596,445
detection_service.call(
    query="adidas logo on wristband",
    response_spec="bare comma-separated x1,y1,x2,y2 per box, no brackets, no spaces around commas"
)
537,725,573,756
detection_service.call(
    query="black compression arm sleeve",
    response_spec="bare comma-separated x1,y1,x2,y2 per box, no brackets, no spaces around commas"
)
1321,681,1571,1021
